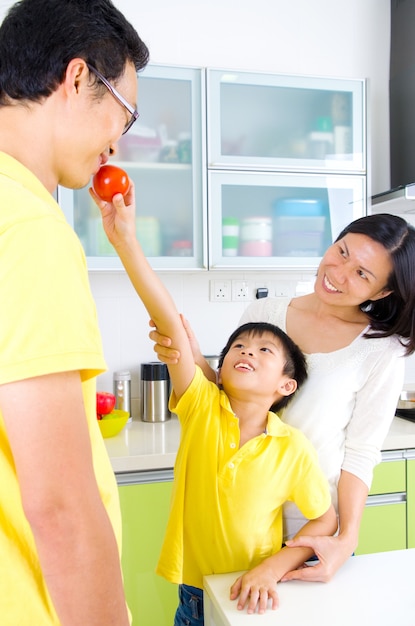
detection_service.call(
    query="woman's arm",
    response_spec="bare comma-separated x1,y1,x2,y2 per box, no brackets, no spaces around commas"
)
229,504,338,614
91,185,195,399
281,470,368,582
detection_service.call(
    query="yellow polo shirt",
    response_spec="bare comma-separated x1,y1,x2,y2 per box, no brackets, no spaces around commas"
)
157,366,331,589
0,153,122,624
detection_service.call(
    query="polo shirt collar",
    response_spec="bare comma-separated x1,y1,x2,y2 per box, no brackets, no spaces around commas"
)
0,151,58,209
219,389,291,438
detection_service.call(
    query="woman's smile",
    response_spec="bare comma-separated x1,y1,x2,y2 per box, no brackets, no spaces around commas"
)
323,274,341,293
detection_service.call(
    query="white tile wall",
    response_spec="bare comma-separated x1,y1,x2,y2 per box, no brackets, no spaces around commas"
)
90,269,316,418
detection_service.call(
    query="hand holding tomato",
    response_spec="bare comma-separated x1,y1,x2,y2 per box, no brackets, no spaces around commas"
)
96,391,116,419
92,165,130,202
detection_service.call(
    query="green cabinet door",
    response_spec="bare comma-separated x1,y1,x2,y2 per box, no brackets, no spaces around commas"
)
118,481,178,626
407,458,415,548
355,497,407,555
355,458,406,556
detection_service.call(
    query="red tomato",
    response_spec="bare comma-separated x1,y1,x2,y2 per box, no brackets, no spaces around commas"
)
92,165,130,202
96,391,116,416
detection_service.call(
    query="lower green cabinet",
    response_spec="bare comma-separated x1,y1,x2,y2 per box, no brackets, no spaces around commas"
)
355,454,407,555
356,498,407,554
407,457,415,548
118,476,178,626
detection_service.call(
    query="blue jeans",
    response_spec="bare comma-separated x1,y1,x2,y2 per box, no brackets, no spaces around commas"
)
174,584,204,626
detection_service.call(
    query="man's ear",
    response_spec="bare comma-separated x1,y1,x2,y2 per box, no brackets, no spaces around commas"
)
279,378,297,397
63,58,89,96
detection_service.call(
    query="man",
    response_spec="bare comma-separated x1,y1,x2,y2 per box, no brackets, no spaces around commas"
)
0,1,148,623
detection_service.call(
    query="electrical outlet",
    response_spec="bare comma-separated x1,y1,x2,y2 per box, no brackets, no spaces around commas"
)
232,280,250,301
210,280,231,301
275,282,293,297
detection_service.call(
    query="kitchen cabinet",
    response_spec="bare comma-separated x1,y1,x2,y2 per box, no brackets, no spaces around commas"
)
117,470,177,626
406,451,415,548
355,450,407,555
59,66,367,271
58,64,206,270
208,170,365,269
206,69,365,172
206,68,367,269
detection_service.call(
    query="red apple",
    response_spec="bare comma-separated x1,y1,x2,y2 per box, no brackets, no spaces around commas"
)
96,391,116,416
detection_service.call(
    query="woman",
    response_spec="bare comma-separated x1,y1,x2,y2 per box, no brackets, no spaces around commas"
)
150,213,415,583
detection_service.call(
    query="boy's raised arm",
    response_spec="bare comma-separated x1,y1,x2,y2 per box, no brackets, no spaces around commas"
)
90,183,195,399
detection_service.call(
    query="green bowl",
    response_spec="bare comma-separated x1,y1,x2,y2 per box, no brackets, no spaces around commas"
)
98,409,129,438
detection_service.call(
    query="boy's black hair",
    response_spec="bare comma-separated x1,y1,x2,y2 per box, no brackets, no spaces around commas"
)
218,322,307,412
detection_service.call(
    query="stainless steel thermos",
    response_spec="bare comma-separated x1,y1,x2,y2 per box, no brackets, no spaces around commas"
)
141,362,171,422
113,370,132,422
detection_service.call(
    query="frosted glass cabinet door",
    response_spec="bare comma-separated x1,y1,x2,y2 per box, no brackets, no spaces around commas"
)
207,69,365,173
208,170,365,269
59,65,206,270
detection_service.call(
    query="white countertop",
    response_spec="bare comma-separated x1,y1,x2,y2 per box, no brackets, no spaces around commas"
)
104,416,181,472
104,415,415,474
203,549,415,626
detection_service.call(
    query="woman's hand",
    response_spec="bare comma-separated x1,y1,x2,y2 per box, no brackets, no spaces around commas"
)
281,534,354,583
148,319,180,364
148,315,203,366
230,563,279,615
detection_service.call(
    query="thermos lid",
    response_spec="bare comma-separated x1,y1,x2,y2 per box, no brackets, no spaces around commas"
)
141,362,170,381
113,370,131,381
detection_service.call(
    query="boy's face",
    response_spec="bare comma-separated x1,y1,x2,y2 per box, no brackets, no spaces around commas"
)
218,331,296,402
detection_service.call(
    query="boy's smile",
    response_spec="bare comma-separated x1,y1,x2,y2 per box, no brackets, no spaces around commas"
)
234,360,254,372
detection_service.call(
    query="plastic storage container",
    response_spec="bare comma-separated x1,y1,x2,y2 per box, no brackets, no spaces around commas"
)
222,217,240,256
240,216,272,256
272,198,330,257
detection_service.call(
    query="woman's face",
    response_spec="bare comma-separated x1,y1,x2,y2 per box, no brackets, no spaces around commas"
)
315,232,393,306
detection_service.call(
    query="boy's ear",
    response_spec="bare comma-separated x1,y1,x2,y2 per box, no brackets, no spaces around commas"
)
279,378,297,397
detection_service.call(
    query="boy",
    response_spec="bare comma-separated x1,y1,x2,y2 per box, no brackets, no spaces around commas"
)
92,183,337,623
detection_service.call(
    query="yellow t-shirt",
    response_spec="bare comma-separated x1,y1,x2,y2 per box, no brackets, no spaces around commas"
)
0,153,122,624
157,366,331,589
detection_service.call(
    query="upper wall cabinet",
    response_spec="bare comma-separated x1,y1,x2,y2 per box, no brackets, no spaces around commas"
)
208,170,365,269
206,69,367,269
58,65,367,271
206,69,366,173
58,64,206,270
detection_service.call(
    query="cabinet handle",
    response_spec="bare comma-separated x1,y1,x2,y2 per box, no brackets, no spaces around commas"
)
366,493,406,506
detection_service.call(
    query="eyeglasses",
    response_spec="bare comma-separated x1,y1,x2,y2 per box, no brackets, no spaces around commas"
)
86,63,139,135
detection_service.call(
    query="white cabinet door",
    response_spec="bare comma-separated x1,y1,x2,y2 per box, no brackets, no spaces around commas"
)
208,170,365,269
59,64,206,270
207,68,365,173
